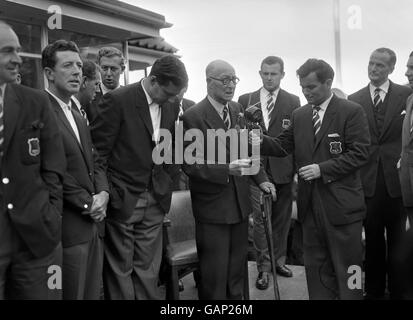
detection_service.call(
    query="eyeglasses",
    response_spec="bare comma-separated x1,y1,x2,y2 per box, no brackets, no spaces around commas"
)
208,76,240,86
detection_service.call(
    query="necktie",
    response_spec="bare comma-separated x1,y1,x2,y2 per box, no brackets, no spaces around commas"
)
177,103,184,121
223,104,231,129
312,106,321,136
373,88,381,108
267,92,275,121
0,87,4,158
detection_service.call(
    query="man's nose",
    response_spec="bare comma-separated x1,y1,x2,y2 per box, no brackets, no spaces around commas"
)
11,51,22,65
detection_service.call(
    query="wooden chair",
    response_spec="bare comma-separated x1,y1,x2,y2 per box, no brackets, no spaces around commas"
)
163,190,199,300
162,190,251,300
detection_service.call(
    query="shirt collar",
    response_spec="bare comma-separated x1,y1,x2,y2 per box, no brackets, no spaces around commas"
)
314,93,334,111
207,95,227,114
71,96,82,112
0,83,6,104
46,88,72,111
101,83,120,96
261,86,280,98
369,79,390,95
141,78,154,106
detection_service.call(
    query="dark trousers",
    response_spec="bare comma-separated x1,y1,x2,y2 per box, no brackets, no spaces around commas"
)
364,166,406,299
303,200,363,300
250,182,293,272
62,224,103,299
0,209,62,300
103,191,165,300
195,220,248,300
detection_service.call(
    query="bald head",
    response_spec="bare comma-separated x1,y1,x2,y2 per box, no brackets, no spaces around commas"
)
0,21,22,85
206,60,235,78
206,59,237,104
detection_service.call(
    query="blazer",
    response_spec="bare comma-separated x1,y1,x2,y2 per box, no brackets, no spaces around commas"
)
90,82,180,219
262,95,370,225
348,82,412,198
238,88,300,184
400,93,413,207
47,93,109,247
1,84,66,257
181,97,252,224
182,98,195,112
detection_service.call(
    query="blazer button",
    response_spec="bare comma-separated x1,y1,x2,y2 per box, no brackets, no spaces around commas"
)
84,204,88,209
2,177,9,184
7,203,13,210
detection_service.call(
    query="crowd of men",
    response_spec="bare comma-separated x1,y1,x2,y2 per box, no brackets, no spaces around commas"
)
1,19,413,300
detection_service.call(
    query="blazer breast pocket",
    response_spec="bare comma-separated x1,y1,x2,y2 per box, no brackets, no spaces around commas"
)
326,135,344,158
20,125,42,165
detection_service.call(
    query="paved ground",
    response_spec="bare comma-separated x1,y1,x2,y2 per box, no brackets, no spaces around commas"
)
175,263,308,300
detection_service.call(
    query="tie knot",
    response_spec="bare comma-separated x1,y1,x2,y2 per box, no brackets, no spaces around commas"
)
313,106,321,112
374,88,381,94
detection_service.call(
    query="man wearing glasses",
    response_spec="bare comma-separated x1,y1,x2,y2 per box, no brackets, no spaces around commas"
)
90,55,188,300
181,60,258,299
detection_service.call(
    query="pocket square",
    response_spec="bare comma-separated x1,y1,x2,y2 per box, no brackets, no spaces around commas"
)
401,110,406,115
328,133,340,138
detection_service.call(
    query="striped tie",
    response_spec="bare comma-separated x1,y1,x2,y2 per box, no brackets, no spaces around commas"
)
223,104,231,129
0,87,4,158
267,93,275,121
373,88,381,108
312,106,321,136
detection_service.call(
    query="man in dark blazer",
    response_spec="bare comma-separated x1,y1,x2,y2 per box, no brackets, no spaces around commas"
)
400,51,413,222
181,60,260,300
42,40,109,300
253,59,370,299
91,55,188,300
85,47,125,123
238,56,300,289
0,22,66,299
348,48,412,299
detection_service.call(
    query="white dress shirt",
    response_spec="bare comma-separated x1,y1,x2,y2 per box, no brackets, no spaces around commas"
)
46,89,81,144
141,80,161,143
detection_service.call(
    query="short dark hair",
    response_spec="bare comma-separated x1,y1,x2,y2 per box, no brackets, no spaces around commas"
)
374,47,397,68
149,55,188,89
82,59,99,80
296,59,334,83
261,56,284,73
42,40,80,69
96,46,125,71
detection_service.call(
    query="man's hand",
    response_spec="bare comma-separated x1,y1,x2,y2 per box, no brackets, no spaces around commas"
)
90,191,109,222
229,159,252,176
248,130,263,146
298,164,321,181
259,181,277,201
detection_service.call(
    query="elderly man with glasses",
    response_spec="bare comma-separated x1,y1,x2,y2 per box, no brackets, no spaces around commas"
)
181,60,263,299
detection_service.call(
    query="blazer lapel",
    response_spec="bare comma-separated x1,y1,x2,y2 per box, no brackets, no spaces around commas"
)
204,98,226,131
380,81,400,139
313,96,338,152
48,93,81,144
72,107,93,171
3,84,21,154
135,83,154,139
360,86,379,138
300,105,315,153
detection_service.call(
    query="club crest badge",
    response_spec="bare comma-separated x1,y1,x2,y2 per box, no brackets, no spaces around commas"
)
27,138,40,156
282,119,291,129
329,141,342,154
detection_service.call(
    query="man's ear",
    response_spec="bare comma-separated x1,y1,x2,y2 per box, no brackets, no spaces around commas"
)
325,78,333,88
44,67,54,81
